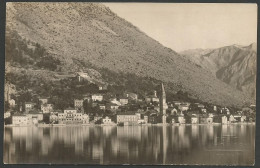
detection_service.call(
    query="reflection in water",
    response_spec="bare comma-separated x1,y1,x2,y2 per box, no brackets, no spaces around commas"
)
4,125,255,165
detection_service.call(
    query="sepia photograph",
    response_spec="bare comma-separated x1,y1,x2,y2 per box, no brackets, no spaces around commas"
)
3,2,257,165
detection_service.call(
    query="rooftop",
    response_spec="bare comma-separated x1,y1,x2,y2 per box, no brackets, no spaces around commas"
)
13,113,26,116
64,107,76,110
117,111,139,115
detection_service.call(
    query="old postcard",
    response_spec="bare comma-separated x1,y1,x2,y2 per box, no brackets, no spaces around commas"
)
4,2,256,165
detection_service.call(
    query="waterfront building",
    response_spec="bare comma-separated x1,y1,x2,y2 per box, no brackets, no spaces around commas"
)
144,116,148,123
50,113,58,123
102,116,113,124
58,108,85,124
27,111,43,125
191,115,199,124
117,112,141,125
233,115,247,122
222,116,228,124
229,115,235,123
12,114,28,125
221,107,230,115
178,116,186,124
200,116,213,124
82,114,89,124
12,112,43,125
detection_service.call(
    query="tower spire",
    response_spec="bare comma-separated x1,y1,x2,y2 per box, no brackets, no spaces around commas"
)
159,83,167,115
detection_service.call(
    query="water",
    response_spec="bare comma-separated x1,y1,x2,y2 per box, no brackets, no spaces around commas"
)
4,124,255,165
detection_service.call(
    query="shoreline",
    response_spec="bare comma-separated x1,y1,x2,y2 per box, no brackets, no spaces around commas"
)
4,122,255,128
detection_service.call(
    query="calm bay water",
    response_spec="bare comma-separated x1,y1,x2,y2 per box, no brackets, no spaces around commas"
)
4,124,255,165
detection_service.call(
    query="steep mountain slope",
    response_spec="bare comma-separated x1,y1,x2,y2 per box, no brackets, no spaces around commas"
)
5,2,253,106
180,44,257,98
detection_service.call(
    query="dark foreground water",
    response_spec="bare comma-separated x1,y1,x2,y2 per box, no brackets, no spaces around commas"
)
4,124,255,165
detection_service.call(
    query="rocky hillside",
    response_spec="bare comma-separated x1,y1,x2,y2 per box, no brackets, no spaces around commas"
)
180,44,257,98
5,2,253,107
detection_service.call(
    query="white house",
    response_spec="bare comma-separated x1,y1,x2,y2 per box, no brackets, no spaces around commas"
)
74,99,83,107
119,98,128,105
4,112,11,119
178,116,185,124
99,104,106,110
229,115,236,123
222,116,228,124
82,114,89,124
102,116,113,124
12,114,28,125
117,112,140,124
106,103,119,111
191,116,199,124
27,112,43,125
25,102,34,112
9,99,16,107
50,114,58,123
91,94,103,102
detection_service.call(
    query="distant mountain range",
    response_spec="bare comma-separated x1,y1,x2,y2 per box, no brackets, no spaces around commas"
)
5,2,255,107
180,43,256,99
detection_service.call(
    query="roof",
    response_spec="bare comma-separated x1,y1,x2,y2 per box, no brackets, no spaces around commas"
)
119,97,128,100
74,99,83,101
13,113,26,117
28,111,43,115
92,94,103,96
64,107,76,110
117,111,139,115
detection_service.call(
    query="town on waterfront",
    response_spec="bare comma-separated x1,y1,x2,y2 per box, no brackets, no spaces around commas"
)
4,81,256,127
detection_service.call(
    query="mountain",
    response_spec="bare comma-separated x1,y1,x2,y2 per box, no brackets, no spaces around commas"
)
180,44,257,98
5,2,253,107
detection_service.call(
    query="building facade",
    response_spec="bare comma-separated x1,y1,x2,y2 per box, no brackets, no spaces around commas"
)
92,94,103,102
117,113,141,125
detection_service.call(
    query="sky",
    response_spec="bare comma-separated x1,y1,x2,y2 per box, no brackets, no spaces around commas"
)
104,3,257,52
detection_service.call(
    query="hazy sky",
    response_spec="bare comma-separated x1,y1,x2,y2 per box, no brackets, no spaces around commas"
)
104,3,257,52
